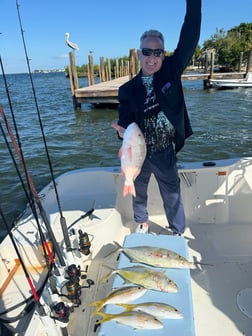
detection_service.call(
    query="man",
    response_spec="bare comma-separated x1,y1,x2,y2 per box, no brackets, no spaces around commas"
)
116,0,201,235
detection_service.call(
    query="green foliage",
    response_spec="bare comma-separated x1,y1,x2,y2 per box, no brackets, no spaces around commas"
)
203,23,252,70
229,23,252,51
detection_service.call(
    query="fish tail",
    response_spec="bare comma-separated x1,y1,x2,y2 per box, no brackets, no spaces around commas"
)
99,266,115,284
86,300,103,313
95,311,113,324
116,303,135,312
123,183,136,197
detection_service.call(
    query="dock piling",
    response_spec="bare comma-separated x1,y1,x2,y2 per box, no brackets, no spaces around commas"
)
68,51,81,109
99,57,105,82
88,52,95,86
246,50,252,73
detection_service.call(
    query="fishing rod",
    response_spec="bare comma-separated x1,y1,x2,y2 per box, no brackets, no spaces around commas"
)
0,113,53,268
0,206,40,302
0,56,59,269
0,206,71,336
16,0,72,253
0,55,64,267
0,103,65,267
0,100,73,330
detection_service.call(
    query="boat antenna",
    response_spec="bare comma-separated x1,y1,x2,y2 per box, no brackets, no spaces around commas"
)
16,0,72,252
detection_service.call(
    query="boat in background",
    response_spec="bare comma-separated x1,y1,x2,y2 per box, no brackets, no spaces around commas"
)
0,157,252,335
210,72,252,89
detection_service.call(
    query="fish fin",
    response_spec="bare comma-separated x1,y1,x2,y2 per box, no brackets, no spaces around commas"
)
111,123,125,138
133,168,141,180
127,147,132,161
123,183,136,197
111,122,119,130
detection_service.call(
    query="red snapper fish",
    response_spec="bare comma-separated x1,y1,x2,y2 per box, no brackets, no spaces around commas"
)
112,122,146,197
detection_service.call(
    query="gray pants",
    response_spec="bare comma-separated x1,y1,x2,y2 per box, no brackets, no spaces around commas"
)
133,145,185,234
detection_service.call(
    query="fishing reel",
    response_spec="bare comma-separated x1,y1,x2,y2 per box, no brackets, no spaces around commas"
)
64,264,82,306
51,301,72,323
78,230,91,255
65,279,82,306
65,264,81,282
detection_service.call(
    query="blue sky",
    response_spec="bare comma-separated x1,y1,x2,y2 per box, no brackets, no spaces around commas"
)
1,0,252,74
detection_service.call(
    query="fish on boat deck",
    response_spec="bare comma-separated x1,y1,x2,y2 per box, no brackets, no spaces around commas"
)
100,265,178,293
111,241,192,269
86,285,147,314
95,310,163,330
116,301,183,320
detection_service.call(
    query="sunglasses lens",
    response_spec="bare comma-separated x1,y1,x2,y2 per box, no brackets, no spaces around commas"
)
141,48,152,56
141,48,163,57
153,50,163,57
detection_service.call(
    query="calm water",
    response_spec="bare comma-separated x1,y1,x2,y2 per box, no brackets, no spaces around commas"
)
0,72,252,236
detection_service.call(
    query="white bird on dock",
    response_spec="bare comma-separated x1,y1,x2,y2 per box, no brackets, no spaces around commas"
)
65,32,79,51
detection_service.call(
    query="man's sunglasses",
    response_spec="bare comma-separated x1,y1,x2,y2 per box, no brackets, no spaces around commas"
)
141,48,164,57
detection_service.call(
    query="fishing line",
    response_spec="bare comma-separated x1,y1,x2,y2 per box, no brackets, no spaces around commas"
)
0,105,55,266
16,0,72,253
0,205,52,324
0,58,54,267
0,54,64,266
0,206,40,302
0,103,65,267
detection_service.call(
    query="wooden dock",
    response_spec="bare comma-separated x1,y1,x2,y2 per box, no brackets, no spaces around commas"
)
73,72,246,106
75,76,129,105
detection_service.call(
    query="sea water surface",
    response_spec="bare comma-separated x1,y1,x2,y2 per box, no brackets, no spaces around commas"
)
0,72,252,236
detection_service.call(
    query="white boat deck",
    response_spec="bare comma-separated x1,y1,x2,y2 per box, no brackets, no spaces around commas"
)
1,158,252,335
137,216,252,336
98,233,194,336
66,216,252,336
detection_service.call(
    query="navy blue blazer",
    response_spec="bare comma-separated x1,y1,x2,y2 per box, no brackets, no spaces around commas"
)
118,0,201,153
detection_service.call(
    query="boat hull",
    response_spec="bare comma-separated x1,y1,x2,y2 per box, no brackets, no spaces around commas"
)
210,72,252,88
1,158,252,335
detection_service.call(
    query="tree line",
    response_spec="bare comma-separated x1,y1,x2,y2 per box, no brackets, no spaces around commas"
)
66,22,252,77
202,22,252,71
